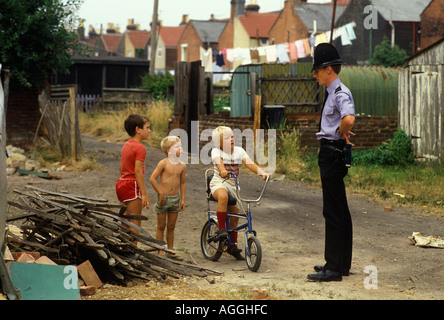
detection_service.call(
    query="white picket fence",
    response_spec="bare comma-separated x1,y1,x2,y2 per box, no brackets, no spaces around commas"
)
77,94,101,113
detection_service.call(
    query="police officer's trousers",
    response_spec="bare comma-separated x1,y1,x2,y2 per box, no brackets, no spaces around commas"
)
318,143,353,274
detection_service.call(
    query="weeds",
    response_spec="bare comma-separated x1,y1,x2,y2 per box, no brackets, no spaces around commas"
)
353,129,415,166
78,101,173,146
275,129,306,179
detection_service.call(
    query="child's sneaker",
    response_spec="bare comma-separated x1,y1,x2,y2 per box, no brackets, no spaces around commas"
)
227,246,244,260
213,229,228,241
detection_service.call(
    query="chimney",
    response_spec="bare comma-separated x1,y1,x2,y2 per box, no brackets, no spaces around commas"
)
180,14,188,26
231,0,246,20
88,25,98,39
289,0,303,7
106,23,116,34
127,18,137,30
245,4,260,13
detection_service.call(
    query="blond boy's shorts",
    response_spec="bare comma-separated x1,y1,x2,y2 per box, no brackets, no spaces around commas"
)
209,175,239,208
155,194,181,214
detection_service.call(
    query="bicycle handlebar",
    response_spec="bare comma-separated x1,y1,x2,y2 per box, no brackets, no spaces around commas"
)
209,169,269,204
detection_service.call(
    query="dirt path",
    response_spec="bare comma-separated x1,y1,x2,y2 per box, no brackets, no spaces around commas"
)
6,135,444,300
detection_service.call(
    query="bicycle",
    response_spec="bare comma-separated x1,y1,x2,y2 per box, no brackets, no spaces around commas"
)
200,168,269,272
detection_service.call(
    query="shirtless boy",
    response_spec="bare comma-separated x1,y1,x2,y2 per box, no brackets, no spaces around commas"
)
149,136,186,261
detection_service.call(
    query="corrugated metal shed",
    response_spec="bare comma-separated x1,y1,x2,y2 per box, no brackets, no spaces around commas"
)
339,66,399,116
399,38,444,162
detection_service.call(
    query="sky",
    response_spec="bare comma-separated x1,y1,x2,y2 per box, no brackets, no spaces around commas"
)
77,0,330,33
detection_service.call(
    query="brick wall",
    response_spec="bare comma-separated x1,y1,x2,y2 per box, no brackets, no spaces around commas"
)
6,81,41,149
420,0,444,50
169,111,399,152
269,0,308,44
177,24,203,62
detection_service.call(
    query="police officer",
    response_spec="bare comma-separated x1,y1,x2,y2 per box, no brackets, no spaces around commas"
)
307,43,355,282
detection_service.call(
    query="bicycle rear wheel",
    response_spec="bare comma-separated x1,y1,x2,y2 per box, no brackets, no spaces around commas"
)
246,236,262,272
201,219,223,261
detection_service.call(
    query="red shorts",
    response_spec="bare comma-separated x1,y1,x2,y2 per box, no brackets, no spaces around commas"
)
116,179,142,203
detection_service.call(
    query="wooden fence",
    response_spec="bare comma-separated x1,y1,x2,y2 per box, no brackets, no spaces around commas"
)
37,85,82,161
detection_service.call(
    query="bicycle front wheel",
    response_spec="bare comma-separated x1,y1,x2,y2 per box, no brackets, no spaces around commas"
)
246,236,262,272
201,219,223,261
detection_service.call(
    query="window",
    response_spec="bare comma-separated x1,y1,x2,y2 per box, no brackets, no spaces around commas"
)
181,44,188,62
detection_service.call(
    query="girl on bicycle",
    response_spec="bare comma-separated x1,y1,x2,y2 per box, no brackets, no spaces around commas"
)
209,126,268,260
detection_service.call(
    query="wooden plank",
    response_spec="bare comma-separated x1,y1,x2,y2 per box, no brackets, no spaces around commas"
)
69,86,77,162
253,95,261,144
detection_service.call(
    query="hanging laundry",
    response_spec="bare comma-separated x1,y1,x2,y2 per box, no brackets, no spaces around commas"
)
250,49,259,63
265,45,277,63
276,44,290,63
213,62,223,83
200,46,213,72
315,33,328,46
333,28,342,41
257,46,266,57
303,38,311,56
257,47,267,63
238,48,251,65
225,48,234,63
309,36,316,50
325,31,331,42
344,23,356,41
341,26,352,46
216,53,225,67
288,42,298,61
295,40,306,58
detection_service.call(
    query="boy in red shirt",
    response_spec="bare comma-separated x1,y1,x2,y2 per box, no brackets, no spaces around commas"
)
116,114,151,239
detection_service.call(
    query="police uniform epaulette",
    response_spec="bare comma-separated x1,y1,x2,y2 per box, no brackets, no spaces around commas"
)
335,86,342,94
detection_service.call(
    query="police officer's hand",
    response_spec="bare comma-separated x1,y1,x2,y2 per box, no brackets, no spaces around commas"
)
341,131,355,147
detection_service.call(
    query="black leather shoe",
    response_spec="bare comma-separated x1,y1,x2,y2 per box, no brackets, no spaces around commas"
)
314,264,349,276
307,270,342,282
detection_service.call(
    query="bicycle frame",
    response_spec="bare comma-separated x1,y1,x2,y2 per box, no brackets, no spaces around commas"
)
204,168,269,252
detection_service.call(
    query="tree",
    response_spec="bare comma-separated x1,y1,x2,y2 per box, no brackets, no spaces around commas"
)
0,0,85,88
371,37,409,67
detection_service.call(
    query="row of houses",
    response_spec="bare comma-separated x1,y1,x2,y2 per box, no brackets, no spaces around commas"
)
78,0,444,74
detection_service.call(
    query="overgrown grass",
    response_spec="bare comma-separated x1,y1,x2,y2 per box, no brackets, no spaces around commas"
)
79,101,173,146
33,142,105,172
275,129,306,178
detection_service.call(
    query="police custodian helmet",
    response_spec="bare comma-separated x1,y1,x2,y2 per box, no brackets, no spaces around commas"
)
312,42,345,71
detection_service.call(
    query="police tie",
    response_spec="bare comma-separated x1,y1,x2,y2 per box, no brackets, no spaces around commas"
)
319,89,328,132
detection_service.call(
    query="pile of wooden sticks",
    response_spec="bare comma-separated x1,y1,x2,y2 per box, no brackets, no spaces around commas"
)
6,186,220,284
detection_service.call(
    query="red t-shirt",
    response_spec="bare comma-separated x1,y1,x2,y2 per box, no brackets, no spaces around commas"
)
119,139,146,180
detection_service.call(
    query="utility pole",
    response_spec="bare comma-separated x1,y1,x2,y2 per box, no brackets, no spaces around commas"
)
330,0,337,44
150,0,159,75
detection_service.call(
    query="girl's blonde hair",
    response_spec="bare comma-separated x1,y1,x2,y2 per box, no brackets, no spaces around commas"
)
160,136,180,153
212,126,233,147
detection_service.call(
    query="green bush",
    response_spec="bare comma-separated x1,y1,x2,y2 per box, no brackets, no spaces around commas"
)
353,128,415,166
140,73,174,100
371,37,408,67
213,89,230,113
